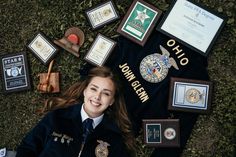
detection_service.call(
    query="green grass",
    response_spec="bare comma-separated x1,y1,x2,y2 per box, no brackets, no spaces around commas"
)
0,0,235,156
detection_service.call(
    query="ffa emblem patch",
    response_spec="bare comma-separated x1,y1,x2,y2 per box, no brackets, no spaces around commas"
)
140,45,179,83
95,140,110,157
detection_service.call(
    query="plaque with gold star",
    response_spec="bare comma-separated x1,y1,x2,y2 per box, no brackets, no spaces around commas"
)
117,0,162,46
168,77,213,114
143,119,180,147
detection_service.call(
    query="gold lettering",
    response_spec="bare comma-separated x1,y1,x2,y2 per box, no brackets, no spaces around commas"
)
124,71,136,82
166,39,189,66
119,63,127,68
167,39,175,47
172,45,182,55
180,58,189,65
132,81,141,90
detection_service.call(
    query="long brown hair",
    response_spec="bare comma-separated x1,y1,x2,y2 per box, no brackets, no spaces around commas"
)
40,66,136,156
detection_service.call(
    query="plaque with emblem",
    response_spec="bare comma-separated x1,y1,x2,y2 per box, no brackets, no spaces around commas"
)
84,34,116,66
143,119,180,147
156,0,226,56
85,0,119,30
168,77,213,114
0,52,31,93
27,32,58,65
117,0,162,46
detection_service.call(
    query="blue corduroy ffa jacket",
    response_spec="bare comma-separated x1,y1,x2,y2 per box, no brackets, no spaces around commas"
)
16,104,130,157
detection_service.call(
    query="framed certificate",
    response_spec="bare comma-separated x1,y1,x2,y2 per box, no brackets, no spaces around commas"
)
27,32,58,65
0,52,31,93
143,119,180,147
117,0,162,46
157,0,226,56
84,34,116,66
85,0,119,30
168,77,213,114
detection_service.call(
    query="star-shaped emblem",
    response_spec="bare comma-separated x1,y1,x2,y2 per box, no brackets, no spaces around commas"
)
135,9,150,24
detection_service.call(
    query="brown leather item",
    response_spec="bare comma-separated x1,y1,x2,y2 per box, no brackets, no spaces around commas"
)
54,27,85,58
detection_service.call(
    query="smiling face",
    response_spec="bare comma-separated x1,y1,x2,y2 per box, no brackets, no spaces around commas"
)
83,76,115,118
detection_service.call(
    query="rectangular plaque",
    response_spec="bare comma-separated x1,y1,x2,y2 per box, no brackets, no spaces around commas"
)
84,34,116,66
85,0,119,30
117,0,162,46
27,32,58,65
157,0,226,56
0,52,31,93
143,119,180,147
168,77,213,114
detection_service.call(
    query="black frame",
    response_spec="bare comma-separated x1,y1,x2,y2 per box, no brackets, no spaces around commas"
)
84,33,116,66
85,0,119,30
27,32,58,65
168,77,213,114
143,119,180,147
117,0,162,46
0,52,31,93
157,0,226,57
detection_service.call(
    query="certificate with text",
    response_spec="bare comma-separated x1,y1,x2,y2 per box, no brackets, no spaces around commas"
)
157,0,225,56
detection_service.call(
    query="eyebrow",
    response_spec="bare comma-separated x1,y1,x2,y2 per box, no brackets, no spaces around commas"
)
90,84,113,93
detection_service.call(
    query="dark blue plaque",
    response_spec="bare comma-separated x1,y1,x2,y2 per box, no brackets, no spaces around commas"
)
0,52,31,93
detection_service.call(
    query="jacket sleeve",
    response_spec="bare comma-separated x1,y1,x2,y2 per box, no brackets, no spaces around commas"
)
16,112,53,157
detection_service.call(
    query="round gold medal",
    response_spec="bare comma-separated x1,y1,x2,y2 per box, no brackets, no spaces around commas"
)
185,88,201,104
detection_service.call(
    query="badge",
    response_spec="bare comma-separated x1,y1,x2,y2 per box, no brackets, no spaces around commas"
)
164,128,176,140
185,88,203,104
140,45,179,83
95,140,110,157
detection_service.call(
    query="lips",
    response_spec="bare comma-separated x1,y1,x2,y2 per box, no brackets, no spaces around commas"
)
90,100,101,107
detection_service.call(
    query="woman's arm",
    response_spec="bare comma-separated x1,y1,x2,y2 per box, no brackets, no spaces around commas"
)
16,113,53,157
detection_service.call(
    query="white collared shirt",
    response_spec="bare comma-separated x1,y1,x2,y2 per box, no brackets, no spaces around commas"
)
81,104,104,129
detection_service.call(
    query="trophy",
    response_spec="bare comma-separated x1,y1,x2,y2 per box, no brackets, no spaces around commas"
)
54,27,85,57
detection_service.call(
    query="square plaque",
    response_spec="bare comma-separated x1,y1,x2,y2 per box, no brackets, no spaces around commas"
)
168,77,213,114
0,52,31,93
143,119,180,147
84,34,116,66
157,0,226,56
85,0,119,30
117,0,162,46
27,32,58,65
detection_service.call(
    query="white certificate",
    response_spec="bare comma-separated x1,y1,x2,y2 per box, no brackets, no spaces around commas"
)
86,1,119,29
85,34,116,66
158,0,225,56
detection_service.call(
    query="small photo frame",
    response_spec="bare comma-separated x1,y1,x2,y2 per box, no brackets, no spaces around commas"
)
27,32,58,65
84,34,116,66
0,52,31,93
157,0,226,56
143,119,180,147
85,0,119,30
117,0,162,46
168,77,213,114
